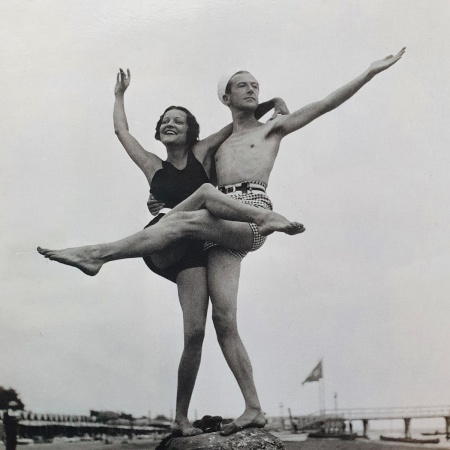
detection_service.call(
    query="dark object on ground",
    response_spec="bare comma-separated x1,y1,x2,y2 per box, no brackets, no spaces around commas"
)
156,427,284,449
340,433,357,440
3,409,19,450
193,415,223,433
380,435,440,444
156,435,172,450
308,431,356,440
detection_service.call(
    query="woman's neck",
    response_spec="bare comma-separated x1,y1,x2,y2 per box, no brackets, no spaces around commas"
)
165,145,190,169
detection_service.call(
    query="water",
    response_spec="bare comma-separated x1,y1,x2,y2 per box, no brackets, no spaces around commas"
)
366,429,449,448
273,427,450,448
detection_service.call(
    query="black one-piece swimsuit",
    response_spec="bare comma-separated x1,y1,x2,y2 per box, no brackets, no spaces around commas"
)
143,150,210,283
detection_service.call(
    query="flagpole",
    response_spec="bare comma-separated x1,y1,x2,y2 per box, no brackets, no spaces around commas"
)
318,380,322,414
321,376,326,414
322,378,327,414
322,358,325,414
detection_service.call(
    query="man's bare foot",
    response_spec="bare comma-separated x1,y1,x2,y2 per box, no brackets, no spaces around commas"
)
219,408,267,436
172,417,202,437
256,210,305,236
37,246,103,276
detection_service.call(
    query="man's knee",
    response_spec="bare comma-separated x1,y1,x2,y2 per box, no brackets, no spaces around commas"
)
185,325,205,349
212,310,238,342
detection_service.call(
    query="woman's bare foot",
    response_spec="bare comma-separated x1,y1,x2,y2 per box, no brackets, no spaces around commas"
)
172,417,203,437
256,210,305,236
219,408,267,436
37,246,103,276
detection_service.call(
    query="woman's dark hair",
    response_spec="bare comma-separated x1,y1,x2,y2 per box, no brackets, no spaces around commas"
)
155,106,200,147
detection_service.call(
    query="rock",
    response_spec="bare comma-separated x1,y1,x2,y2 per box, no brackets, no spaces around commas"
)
156,427,285,450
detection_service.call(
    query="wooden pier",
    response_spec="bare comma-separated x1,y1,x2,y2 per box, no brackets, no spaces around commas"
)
295,405,450,439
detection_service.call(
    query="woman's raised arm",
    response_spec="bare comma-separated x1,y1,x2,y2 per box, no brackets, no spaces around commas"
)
114,69,162,183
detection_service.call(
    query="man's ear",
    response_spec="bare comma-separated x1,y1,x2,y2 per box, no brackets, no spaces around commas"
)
223,94,230,106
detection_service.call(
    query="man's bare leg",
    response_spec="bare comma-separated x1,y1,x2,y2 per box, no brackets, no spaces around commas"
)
207,248,267,435
173,267,209,437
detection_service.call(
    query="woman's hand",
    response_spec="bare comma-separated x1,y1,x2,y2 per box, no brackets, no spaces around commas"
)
254,97,290,121
270,97,290,120
147,193,165,216
114,68,130,96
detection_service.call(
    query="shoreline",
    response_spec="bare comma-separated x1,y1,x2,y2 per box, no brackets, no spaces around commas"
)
281,438,450,450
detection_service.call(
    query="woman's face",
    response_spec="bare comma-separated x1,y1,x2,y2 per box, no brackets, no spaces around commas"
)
159,109,189,146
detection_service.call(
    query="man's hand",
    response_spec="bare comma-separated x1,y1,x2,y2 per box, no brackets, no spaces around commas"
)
369,48,406,76
273,47,406,137
270,97,290,120
147,193,165,216
114,68,130,96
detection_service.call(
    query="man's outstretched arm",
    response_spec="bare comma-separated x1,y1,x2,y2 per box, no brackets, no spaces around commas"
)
273,48,406,138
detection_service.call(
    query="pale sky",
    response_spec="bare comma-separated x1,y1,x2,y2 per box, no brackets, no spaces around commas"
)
1,0,449,422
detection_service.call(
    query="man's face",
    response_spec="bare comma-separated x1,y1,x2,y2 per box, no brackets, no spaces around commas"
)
226,72,259,111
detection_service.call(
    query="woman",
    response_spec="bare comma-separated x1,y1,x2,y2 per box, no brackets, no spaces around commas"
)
39,69,293,436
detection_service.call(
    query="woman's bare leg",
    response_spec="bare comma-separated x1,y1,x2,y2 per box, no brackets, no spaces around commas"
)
37,181,307,276
173,267,209,437
37,205,301,276
38,217,186,275
166,184,303,236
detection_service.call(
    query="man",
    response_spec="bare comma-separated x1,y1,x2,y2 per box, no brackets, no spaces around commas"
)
192,48,406,435
38,48,405,435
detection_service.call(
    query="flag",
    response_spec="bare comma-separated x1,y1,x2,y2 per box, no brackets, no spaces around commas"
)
302,360,323,385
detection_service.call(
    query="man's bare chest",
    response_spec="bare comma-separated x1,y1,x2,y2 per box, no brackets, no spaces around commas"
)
215,130,279,169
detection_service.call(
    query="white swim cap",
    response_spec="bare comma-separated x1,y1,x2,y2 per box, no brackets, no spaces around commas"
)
217,69,247,105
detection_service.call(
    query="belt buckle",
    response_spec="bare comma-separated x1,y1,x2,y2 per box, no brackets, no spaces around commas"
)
242,181,250,194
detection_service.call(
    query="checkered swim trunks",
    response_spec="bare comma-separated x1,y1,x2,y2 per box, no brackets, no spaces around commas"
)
204,188,273,260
